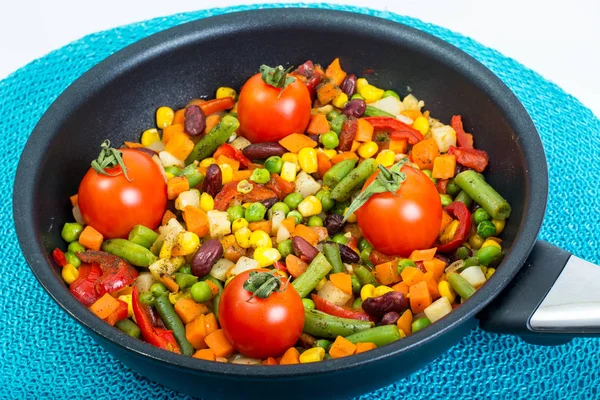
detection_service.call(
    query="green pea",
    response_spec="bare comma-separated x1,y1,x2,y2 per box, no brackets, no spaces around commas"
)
61,222,83,243
326,110,341,121
284,192,304,210
315,339,332,350
382,90,400,100
174,273,198,290
65,251,81,268
139,292,155,305
440,194,453,207
308,216,323,227
67,241,86,254
421,169,437,184
446,179,461,196
315,190,334,211
358,238,372,252
250,168,271,184
350,93,365,101
227,205,245,222
352,297,363,310
320,131,339,149
473,208,491,225
329,114,347,134
477,220,497,239
331,200,350,215
271,201,291,216
179,264,192,274
302,298,315,310
331,233,348,245
351,275,361,295
191,281,212,303
360,248,373,267
476,246,502,267
164,166,181,175
245,202,267,222
455,246,471,260
287,210,303,225
150,282,168,297
411,317,431,333
277,239,293,258
397,259,416,275
264,156,284,174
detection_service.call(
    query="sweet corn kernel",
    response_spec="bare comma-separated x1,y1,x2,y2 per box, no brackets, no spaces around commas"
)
156,106,175,129
200,158,217,168
297,195,322,217
219,163,233,184
141,128,160,146
321,149,337,159
399,329,407,338
358,84,384,103
438,281,456,303
315,277,328,291
412,116,430,135
361,284,376,301
298,148,318,174
234,227,252,248
118,294,134,318
216,87,236,99
165,172,175,180
374,285,394,297
485,267,496,280
356,78,369,90
280,161,297,182
177,231,200,255
481,239,502,250
274,269,289,279
237,180,253,194
332,92,349,108
468,234,485,250
492,219,505,235
300,347,325,363
282,153,300,170
375,149,396,167
351,140,361,153
249,230,272,248
231,218,249,233
440,220,460,245
344,207,357,223
200,193,215,212
253,247,282,268
357,141,378,159
61,263,79,284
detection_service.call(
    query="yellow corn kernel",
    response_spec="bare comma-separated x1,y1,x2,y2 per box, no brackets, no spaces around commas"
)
357,141,378,159
374,285,394,297
356,78,369,90
237,180,253,194
297,195,322,217
481,239,502,250
118,294,134,318
298,148,318,174
249,230,272,248
282,153,300,171
231,218,249,233
344,207,357,223
300,347,325,363
440,220,460,245
177,231,200,255
332,92,349,109
219,163,233,184
200,193,215,212
321,149,337,159
141,128,160,146
234,227,252,249
399,329,407,338
412,116,430,136
360,284,376,301
61,264,79,284
200,158,217,168
225,275,236,287
375,149,395,167
165,172,175,180
274,269,289,279
485,267,496,280
315,277,328,291
280,161,297,182
468,234,485,250
358,84,384,103
253,247,282,268
216,87,236,99
438,281,456,303
156,106,175,129
492,219,505,235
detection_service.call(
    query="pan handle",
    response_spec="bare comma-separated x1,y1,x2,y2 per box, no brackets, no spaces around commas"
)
478,240,600,345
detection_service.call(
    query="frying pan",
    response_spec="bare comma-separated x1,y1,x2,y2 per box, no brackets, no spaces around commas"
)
12,8,600,399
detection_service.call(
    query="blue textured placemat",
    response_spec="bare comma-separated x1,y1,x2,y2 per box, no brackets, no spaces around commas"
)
2,3,600,399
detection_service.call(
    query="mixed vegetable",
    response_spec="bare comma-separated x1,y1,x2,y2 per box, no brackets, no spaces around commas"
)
53,58,511,365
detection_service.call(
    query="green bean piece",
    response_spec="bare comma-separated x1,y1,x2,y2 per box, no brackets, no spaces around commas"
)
65,252,81,268
455,246,470,260
422,169,437,184
351,275,361,295
411,317,431,333
363,105,395,117
150,282,168,297
284,192,304,210
477,220,497,239
476,246,502,266
174,273,198,290
315,190,335,211
446,179,461,196
292,253,333,298
164,166,181,175
185,115,240,164
287,210,303,225
329,114,347,134
326,110,341,121
331,234,349,245
212,290,222,321
331,159,377,202
454,190,473,208
67,241,86,254
303,310,373,339
345,325,401,347
463,256,480,269
179,264,192,275
245,202,266,222
354,265,379,287
358,238,372,252
315,339,332,350
61,222,83,243
308,216,324,227
128,225,159,249
351,297,363,309
139,291,155,305
176,164,204,188
302,298,316,310
396,259,416,275
154,295,194,356
330,200,350,216
440,194,453,207
447,272,477,299
227,205,246,222
264,156,284,174
473,208,491,225
350,93,365,101
323,243,345,274
277,239,293,258
360,248,374,267
149,238,164,256
323,159,357,188
454,170,511,220
115,319,141,339
382,90,400,100
101,239,157,267
191,281,212,303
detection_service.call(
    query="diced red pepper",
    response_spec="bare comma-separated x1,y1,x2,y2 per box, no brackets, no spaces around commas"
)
69,263,103,306
77,251,139,296
273,260,288,272
294,60,315,78
132,287,181,353
213,143,250,169
389,130,423,145
436,201,472,253
104,299,128,326
214,181,242,211
369,249,396,266
448,146,489,173
293,60,323,98
364,117,424,144
451,115,474,149
311,294,375,322
199,97,235,116
52,248,68,267
338,117,358,151
265,173,296,200
436,179,449,194
242,185,278,203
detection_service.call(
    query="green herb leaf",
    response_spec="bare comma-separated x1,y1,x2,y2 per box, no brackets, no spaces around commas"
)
260,64,295,89
243,270,288,301
91,140,132,181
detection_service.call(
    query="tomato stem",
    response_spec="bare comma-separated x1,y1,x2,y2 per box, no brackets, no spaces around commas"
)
91,140,132,182
243,270,289,301
260,64,295,89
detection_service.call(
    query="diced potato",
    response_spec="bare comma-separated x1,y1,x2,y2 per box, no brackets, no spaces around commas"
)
270,210,286,235
431,125,457,153
148,256,185,281
135,272,156,293
396,114,414,125
402,94,423,111
175,190,200,211
294,171,321,198
210,259,235,282
207,210,231,238
370,96,404,116
230,256,260,276
159,151,185,168
424,296,453,323
276,225,291,243
317,281,352,306
159,218,185,258
146,140,166,152
460,266,487,288
230,136,251,151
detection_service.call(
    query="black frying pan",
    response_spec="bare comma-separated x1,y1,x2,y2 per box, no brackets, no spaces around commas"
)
12,8,600,399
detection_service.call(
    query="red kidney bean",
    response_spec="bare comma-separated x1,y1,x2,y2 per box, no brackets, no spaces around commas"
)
340,74,357,97
338,117,358,151
342,99,366,118
184,105,206,136
258,197,278,210
362,291,408,317
434,253,451,265
191,239,223,278
294,60,314,78
305,74,323,98
307,134,320,143
292,236,319,263
325,214,344,236
242,142,287,160
204,164,222,198
380,311,401,325
337,243,360,264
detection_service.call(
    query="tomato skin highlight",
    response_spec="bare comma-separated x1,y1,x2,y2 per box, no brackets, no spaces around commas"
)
78,149,167,239
237,73,312,143
355,165,442,257
218,269,305,359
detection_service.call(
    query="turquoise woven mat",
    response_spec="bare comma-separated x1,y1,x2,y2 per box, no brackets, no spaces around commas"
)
2,3,600,399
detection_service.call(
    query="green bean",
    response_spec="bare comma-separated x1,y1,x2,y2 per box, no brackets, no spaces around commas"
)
360,248,374,267
354,265,379,287
61,222,83,243
323,159,357,188
185,115,240,164
150,282,168,297
454,190,473,208
331,159,377,201
326,110,341,121
128,225,159,249
176,164,204,187
149,238,164,256
212,290,222,322
323,243,345,274
351,297,363,309
303,310,373,339
115,319,141,339
315,339,332,350
350,93,365,101
101,239,157,267
351,275,361,295
154,295,194,356
446,179,461,196
164,166,180,175
364,105,395,117
463,256,480,269
345,325,401,347
447,272,477,299
292,253,333,298
174,273,198,290
302,298,315,310
454,170,511,220
329,114,347,134
411,317,431,333
440,194,453,207
382,90,400,100
476,246,502,266
139,292,155,305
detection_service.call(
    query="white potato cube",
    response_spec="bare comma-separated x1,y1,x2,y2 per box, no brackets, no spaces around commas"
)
210,259,235,282
175,190,200,211
207,210,231,238
431,125,457,153
370,96,404,116
230,256,260,276
460,266,487,288
159,151,185,168
294,171,322,197
424,296,453,323
317,281,352,306
230,136,251,151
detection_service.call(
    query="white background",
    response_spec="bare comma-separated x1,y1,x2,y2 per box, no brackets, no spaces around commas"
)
1,0,598,116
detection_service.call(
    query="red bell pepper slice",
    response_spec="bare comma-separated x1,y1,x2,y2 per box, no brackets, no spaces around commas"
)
214,181,242,211
242,185,278,204
104,299,128,326
69,263,103,306
448,146,489,173
338,117,358,151
436,201,472,253
199,97,235,116
450,115,474,149
311,294,375,322
436,178,449,194
273,260,288,272
77,251,139,296
52,248,68,267
265,173,296,200
364,117,424,144
132,287,181,353
213,143,250,168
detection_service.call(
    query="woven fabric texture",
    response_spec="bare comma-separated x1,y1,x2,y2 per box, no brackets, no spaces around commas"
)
2,3,599,399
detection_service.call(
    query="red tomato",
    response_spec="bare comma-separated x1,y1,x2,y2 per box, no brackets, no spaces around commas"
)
218,269,305,359
355,165,442,257
237,72,311,143
78,149,167,239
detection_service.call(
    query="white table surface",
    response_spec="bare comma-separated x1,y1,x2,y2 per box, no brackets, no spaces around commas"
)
1,0,598,116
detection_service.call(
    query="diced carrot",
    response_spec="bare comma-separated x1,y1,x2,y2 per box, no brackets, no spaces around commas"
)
293,224,319,246
79,226,103,251
217,155,240,171
263,357,278,365
159,275,179,293
89,293,121,319
205,114,221,134
233,170,252,181
439,210,453,235
204,313,218,335
165,131,195,161
355,342,377,354
401,267,425,286
311,226,329,242
279,347,300,365
221,234,246,263
279,133,317,154
392,281,409,296
400,109,422,120
204,329,234,358
306,113,330,135
423,258,446,280
325,58,347,87
409,281,432,314
329,336,357,359
331,151,358,165
375,261,401,286
355,119,374,142
411,138,439,170
330,272,353,294
187,99,206,107
396,309,413,336
206,281,220,298
193,348,216,361
351,140,361,153
316,150,333,178
173,108,186,125
281,217,296,235
424,272,441,300
69,194,78,207
186,314,208,349
389,138,408,154
249,220,272,233
286,255,308,278
409,247,437,262
432,154,456,179
162,123,184,144
167,176,190,200
317,80,342,105
104,300,127,326
175,298,209,324
199,98,235,116
124,141,144,148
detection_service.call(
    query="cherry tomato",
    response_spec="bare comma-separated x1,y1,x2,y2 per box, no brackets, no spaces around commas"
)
237,70,311,143
355,165,442,257
218,269,305,359
78,149,167,239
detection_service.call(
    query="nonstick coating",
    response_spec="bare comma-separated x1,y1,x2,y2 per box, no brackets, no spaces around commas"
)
13,8,547,399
